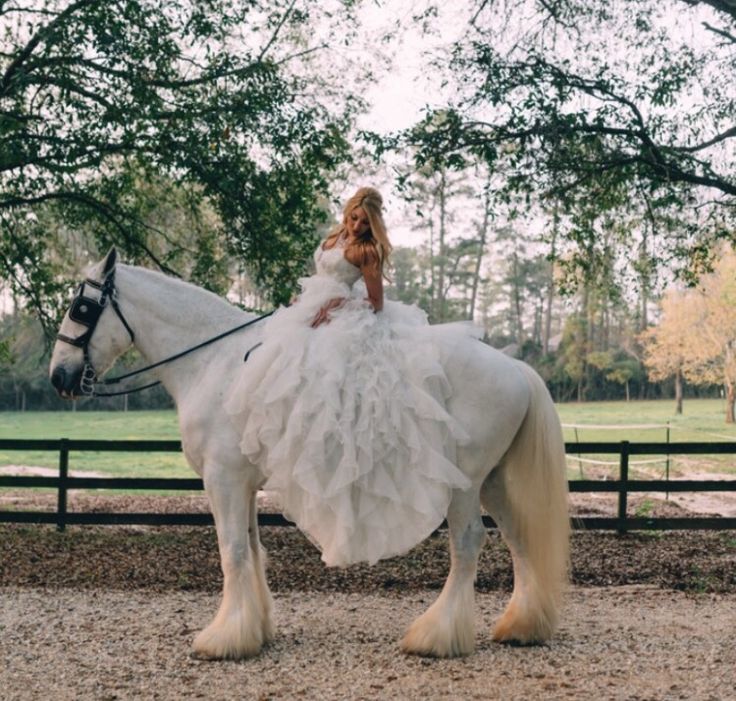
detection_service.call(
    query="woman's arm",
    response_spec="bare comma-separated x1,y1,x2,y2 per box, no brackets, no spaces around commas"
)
361,262,383,312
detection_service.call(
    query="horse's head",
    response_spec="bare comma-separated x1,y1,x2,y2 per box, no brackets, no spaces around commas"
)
49,248,136,398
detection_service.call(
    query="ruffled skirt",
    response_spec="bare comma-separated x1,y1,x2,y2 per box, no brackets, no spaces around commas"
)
225,274,478,566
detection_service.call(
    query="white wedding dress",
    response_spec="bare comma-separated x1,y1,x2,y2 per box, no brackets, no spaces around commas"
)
225,239,478,567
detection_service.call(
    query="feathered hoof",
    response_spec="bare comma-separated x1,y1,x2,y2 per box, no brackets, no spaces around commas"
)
491,600,555,646
400,606,475,658
191,618,264,660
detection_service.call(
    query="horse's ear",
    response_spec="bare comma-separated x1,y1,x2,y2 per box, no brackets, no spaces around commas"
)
102,247,117,277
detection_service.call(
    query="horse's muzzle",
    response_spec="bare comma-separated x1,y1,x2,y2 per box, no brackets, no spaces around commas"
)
50,365,83,399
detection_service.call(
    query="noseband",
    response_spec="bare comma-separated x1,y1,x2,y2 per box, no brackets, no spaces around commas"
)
56,272,136,396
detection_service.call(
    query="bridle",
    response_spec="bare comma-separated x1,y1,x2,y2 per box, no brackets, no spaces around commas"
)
56,271,136,396
56,271,273,398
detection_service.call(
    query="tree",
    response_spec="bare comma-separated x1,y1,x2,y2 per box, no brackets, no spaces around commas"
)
386,246,433,312
402,0,736,287
681,249,736,423
643,248,736,421
558,314,587,401
640,289,699,414
588,351,640,402
492,225,550,346
399,162,478,322
1,0,354,323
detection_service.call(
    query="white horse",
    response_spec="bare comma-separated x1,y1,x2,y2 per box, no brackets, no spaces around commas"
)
49,248,570,660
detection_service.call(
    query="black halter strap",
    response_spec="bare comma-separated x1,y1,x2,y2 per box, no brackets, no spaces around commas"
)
56,272,136,396
57,269,273,397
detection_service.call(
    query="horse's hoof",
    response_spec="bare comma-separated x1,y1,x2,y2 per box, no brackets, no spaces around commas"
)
400,610,475,658
192,622,264,660
491,600,553,645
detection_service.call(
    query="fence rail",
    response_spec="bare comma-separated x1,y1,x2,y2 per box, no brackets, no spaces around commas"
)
1,438,735,533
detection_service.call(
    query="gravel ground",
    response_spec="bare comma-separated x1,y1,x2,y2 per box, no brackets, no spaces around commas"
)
1,587,734,700
1,493,735,699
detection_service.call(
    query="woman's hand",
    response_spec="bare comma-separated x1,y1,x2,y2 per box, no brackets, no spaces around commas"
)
311,297,346,327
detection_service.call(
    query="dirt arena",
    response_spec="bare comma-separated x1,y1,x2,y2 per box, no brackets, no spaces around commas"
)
0,494,735,699
1,587,734,700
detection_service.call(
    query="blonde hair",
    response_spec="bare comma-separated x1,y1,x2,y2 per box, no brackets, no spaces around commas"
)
323,187,392,275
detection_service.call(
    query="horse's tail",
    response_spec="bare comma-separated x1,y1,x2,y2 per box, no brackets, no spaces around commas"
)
483,362,570,643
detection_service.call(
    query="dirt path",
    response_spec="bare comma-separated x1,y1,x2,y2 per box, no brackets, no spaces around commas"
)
1,492,734,698
1,586,734,700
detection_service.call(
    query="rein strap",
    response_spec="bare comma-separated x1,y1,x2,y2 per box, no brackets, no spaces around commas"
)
98,310,275,390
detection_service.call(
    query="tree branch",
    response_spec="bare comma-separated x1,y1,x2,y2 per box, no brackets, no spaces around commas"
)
670,125,736,153
257,0,299,62
0,0,97,98
274,44,328,67
702,20,736,43
0,190,181,275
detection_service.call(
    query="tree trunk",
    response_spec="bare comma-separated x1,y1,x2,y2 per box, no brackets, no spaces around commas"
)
726,383,735,424
543,220,557,355
674,367,683,415
533,301,542,346
638,225,650,332
437,170,447,322
625,380,630,402
511,249,524,343
469,175,491,320
428,212,436,319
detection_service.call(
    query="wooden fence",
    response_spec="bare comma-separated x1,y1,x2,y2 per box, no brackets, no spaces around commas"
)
1,438,735,532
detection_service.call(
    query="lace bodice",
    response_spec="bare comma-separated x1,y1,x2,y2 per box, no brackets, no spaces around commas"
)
314,241,361,287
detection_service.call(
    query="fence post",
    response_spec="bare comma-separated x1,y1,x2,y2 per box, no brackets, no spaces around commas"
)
574,426,583,478
57,438,69,533
617,440,629,535
665,422,671,500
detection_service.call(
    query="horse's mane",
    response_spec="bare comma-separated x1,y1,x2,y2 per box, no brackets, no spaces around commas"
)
115,263,253,327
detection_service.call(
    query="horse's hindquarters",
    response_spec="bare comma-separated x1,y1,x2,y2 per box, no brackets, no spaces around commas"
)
441,340,532,484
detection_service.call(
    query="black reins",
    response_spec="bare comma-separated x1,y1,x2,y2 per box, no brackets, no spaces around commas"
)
56,270,273,397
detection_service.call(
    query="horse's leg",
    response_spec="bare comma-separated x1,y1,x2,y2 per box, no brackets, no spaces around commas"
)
192,463,269,659
479,370,569,644
400,488,486,658
248,489,275,643
481,465,552,643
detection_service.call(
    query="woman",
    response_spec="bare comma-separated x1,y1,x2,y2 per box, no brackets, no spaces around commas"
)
226,187,477,566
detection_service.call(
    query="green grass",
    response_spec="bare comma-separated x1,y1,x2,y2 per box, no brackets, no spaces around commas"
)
556,398,736,443
0,410,189,477
1,398,736,480
557,398,736,478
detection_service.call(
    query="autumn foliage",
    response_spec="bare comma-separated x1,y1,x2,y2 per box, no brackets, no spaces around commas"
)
642,249,736,422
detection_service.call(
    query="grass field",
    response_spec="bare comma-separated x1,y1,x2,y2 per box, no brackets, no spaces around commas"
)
556,398,736,479
1,398,736,479
0,410,188,478
556,398,736,444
